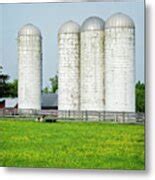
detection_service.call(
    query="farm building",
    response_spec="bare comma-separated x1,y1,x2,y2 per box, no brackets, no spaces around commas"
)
58,13,135,113
58,20,80,111
105,13,135,112
41,93,58,109
18,24,42,112
0,93,58,110
80,16,105,111
0,98,18,109
16,13,135,113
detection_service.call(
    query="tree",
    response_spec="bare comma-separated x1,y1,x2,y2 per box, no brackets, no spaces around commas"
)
43,75,58,94
7,79,18,97
0,65,2,73
0,66,10,97
0,65,18,98
49,75,58,93
43,87,49,93
135,81,145,112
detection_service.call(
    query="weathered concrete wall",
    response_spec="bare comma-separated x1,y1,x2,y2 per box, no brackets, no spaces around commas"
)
58,32,80,110
105,27,135,112
80,31,105,111
18,25,42,110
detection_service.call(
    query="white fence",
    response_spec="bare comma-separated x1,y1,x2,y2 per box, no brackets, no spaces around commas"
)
0,108,145,124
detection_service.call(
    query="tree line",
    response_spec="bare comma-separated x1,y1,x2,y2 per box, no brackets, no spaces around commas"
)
135,81,145,112
0,66,18,98
0,66,145,112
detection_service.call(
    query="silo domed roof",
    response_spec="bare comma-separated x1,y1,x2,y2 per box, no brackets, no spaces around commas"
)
58,21,80,33
18,23,41,36
105,13,135,28
81,16,104,31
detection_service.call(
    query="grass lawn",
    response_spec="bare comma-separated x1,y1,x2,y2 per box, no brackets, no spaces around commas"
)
0,118,145,170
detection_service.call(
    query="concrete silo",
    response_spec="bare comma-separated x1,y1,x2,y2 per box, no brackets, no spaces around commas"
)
105,13,135,112
58,21,80,110
80,16,105,111
18,24,42,111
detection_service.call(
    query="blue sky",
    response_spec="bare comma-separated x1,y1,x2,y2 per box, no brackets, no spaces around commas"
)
0,1,144,88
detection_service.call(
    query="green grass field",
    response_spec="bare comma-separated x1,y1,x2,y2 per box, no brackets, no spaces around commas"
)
0,118,145,170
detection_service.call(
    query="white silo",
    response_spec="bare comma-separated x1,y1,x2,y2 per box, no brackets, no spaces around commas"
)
58,21,80,110
18,24,42,111
80,16,105,111
105,13,135,112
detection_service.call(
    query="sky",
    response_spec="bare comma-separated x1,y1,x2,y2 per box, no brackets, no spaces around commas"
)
0,0,144,88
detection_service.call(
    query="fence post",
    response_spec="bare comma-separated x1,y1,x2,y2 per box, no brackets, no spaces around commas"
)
99,112,101,121
122,112,125,123
115,113,117,123
85,111,88,121
136,113,139,123
81,111,83,121
80,111,83,121
65,110,66,120
3,108,4,116
68,110,70,120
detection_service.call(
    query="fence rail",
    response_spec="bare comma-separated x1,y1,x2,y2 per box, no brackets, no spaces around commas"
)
0,108,145,124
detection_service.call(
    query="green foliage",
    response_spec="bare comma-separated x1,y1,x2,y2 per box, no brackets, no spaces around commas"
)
7,79,18,97
0,119,144,169
43,87,49,93
43,75,58,93
0,66,10,98
0,78,18,98
49,75,58,93
0,66,18,97
0,65,2,73
136,81,145,112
